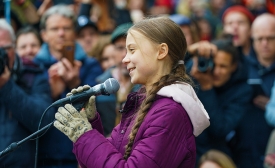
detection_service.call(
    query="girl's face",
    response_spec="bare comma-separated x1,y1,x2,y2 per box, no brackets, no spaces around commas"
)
122,30,168,89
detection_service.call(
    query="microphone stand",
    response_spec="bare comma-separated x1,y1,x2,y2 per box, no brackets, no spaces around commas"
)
0,122,53,158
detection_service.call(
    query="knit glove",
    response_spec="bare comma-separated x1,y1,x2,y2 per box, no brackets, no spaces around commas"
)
66,85,97,120
54,104,92,143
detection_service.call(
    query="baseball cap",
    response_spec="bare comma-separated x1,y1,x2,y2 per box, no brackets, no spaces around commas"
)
111,22,133,43
76,15,98,33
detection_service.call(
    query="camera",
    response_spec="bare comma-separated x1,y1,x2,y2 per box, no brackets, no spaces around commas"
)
0,48,9,75
186,51,214,73
197,56,214,73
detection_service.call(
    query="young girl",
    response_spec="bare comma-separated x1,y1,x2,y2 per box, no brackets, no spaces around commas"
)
54,17,210,167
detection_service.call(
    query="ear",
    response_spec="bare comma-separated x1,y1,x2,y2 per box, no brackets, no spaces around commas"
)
41,30,48,43
157,43,169,60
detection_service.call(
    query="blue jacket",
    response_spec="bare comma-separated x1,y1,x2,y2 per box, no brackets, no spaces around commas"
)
246,49,275,97
0,58,52,167
33,42,103,165
233,50,275,168
195,59,253,161
266,80,275,127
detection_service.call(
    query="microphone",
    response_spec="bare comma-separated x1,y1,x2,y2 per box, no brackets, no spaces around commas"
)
52,78,120,110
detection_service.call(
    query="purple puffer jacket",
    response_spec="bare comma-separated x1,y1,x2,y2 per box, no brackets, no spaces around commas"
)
73,83,210,168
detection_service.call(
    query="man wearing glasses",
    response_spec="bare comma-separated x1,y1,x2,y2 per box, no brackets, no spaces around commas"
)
0,19,52,167
232,13,275,168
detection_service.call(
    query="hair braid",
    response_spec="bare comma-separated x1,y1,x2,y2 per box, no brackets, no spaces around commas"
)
123,65,189,159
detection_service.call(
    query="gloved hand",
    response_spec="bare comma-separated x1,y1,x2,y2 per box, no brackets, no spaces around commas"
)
66,85,97,120
54,104,92,143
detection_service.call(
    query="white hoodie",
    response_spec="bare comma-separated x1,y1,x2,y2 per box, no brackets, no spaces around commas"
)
157,82,210,137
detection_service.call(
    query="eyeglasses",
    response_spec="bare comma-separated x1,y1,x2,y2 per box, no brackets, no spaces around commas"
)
253,36,275,43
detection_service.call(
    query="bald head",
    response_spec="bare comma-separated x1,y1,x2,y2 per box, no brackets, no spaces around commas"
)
252,13,275,67
252,13,275,32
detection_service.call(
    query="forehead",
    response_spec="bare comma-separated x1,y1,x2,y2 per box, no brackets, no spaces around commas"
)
0,29,12,45
224,12,250,23
46,14,73,27
252,21,275,36
17,33,39,43
214,51,233,64
126,30,146,45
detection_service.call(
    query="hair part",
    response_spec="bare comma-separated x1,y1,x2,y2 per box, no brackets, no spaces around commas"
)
0,19,16,42
123,17,193,159
40,4,76,30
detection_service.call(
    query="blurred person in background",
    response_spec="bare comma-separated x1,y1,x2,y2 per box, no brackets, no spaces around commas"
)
198,149,237,168
89,34,115,71
222,5,255,57
187,39,252,164
77,0,131,33
16,26,42,60
33,5,102,167
126,0,146,23
0,19,52,167
76,15,99,54
89,34,117,136
232,13,275,168
149,0,174,15
243,0,267,16
169,14,201,46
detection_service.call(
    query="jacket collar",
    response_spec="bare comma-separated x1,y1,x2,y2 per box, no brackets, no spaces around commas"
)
34,42,87,67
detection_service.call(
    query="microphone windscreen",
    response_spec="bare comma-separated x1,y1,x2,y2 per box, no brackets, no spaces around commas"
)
104,78,120,94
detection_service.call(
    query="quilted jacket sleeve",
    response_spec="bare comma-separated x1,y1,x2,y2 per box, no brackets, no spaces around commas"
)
73,102,195,168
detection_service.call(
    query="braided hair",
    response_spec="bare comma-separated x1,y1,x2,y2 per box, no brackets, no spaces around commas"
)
123,17,193,159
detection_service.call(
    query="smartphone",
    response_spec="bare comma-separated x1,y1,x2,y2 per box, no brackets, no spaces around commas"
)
247,79,265,96
61,42,75,66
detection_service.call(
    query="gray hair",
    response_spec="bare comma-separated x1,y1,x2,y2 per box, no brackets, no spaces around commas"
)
40,4,76,30
0,19,16,42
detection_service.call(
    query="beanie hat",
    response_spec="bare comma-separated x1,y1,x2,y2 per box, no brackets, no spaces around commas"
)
222,5,255,24
111,22,133,43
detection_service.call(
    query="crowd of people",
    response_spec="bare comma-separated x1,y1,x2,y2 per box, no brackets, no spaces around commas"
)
1,0,275,167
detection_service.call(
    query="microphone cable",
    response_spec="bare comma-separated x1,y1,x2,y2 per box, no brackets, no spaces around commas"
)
33,104,55,168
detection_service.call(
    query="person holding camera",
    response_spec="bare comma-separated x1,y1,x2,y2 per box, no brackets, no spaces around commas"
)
187,40,253,165
0,19,52,167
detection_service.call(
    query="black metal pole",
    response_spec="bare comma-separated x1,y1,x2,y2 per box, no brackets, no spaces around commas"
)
0,122,54,158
